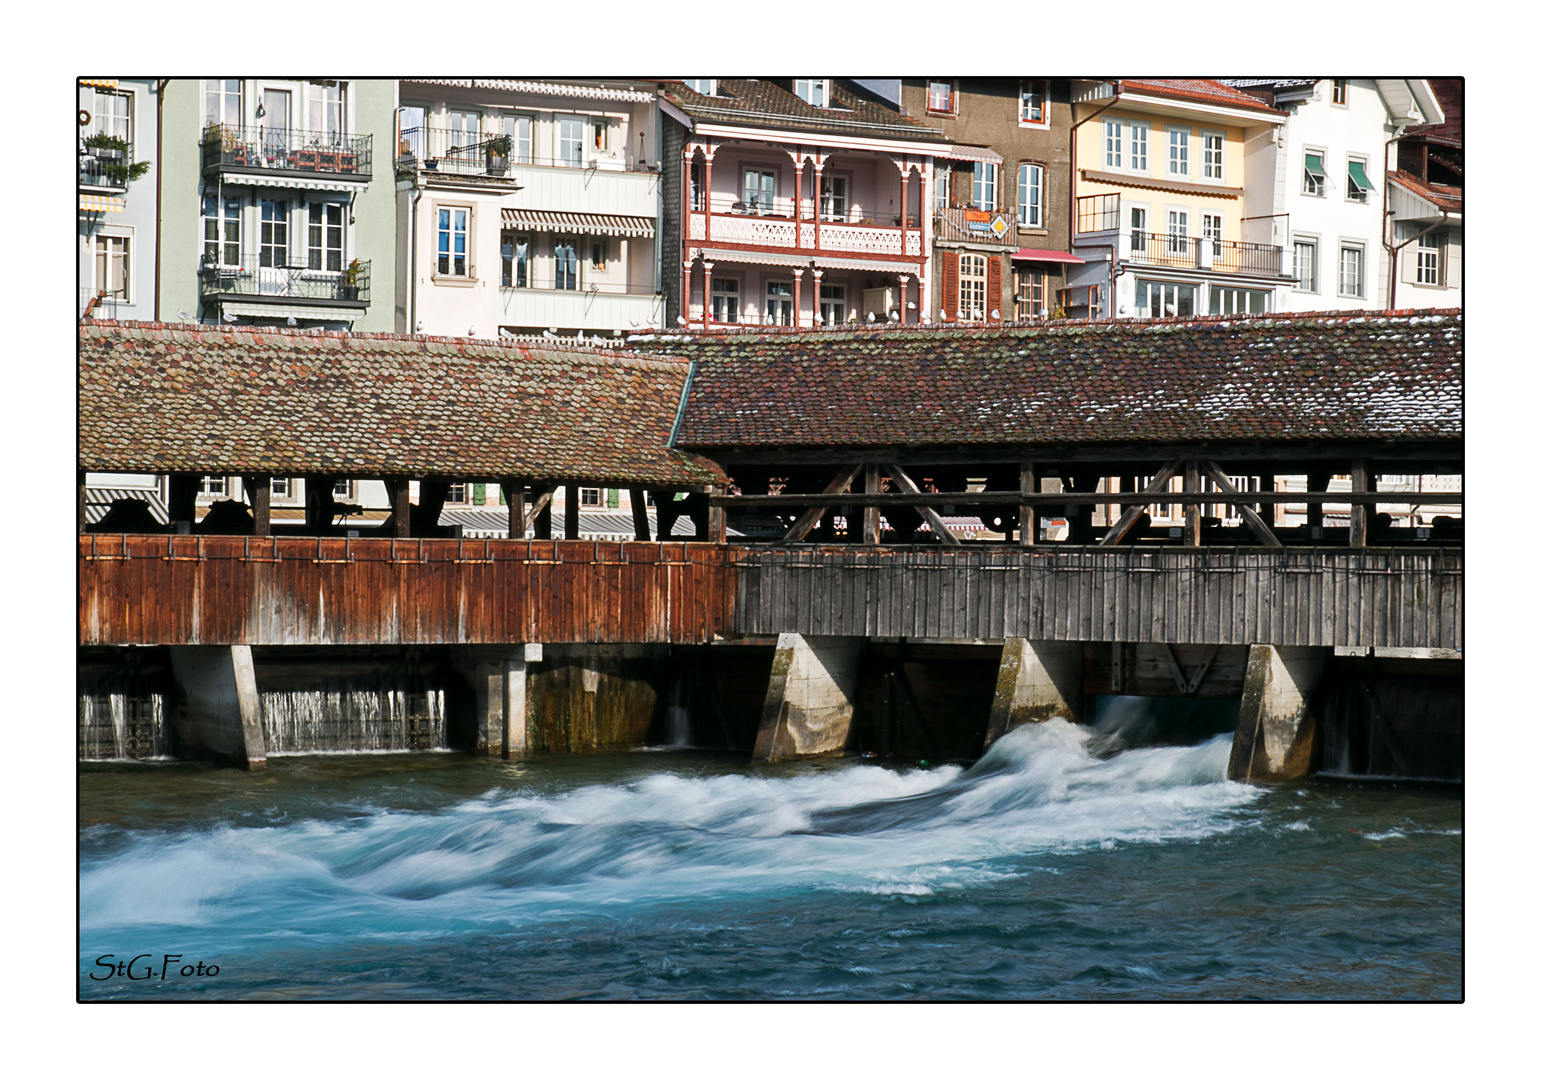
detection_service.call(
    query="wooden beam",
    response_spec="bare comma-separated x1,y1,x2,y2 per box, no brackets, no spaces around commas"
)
1019,461,1036,547
782,463,863,543
523,486,555,536
886,463,961,547
168,474,199,531
1184,461,1201,547
1350,459,1370,548
502,478,526,540
78,470,88,534
710,489,1461,509
246,475,272,536
629,487,651,541
386,478,410,538
1098,460,1181,546
564,482,582,540
863,465,881,545
707,487,727,543
1200,461,1281,548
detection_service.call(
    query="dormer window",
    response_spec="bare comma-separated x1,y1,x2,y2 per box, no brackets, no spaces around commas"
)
684,79,716,96
795,79,830,108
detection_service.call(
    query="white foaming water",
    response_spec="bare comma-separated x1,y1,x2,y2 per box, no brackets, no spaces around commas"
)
261,689,446,754
78,692,171,760
80,722,1258,938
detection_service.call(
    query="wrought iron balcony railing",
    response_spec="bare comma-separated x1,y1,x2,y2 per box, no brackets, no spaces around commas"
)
397,126,655,175
79,148,129,190
201,125,372,182
199,254,370,305
1130,232,1287,277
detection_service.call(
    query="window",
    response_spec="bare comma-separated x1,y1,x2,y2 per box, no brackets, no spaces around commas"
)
1303,151,1327,196
308,81,346,140
820,175,848,222
270,478,292,498
333,479,353,499
1018,163,1043,228
795,79,829,107
1128,122,1149,171
1416,232,1443,285
260,199,289,268
580,488,602,507
557,116,584,166
93,89,132,144
1346,157,1372,203
201,476,227,496
308,202,344,271
959,254,987,321
1202,132,1224,180
1167,210,1188,254
1015,268,1046,320
765,281,793,325
506,114,533,163
592,119,610,151
973,162,997,211
437,207,469,276
1104,120,1122,168
683,79,716,96
501,232,529,288
1202,213,1222,256
1128,206,1147,254
820,282,847,326
554,239,578,290
447,483,467,504
1168,127,1190,177
1339,245,1364,297
203,79,242,129
1294,239,1318,291
1331,79,1348,105
202,195,241,267
927,80,955,114
94,235,130,300
448,109,479,153
1018,80,1047,125
932,164,950,212
711,278,739,323
743,168,777,214
1209,287,1269,315
1136,280,1195,318
590,238,608,271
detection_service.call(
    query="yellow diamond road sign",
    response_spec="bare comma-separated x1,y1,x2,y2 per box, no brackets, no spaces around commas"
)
990,214,1008,238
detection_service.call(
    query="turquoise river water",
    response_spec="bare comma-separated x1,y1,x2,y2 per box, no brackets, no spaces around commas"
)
78,711,1461,1001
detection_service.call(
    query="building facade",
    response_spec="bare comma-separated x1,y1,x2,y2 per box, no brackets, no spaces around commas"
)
157,78,398,331
897,78,1076,322
1226,78,1446,313
78,79,158,321
658,79,951,330
1388,78,1461,310
395,78,663,340
1066,80,1296,320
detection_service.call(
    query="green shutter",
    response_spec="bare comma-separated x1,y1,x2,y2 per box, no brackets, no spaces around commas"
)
473,483,486,505
1304,153,1324,176
498,485,506,505
607,488,620,508
1347,159,1372,191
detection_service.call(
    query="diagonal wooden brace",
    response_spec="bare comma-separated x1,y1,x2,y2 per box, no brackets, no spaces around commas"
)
1099,460,1182,546
1199,460,1282,548
782,463,863,543
885,463,961,547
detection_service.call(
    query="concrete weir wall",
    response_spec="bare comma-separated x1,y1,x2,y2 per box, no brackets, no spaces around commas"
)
984,639,1084,748
753,634,863,762
167,645,267,770
1228,645,1327,782
525,644,670,753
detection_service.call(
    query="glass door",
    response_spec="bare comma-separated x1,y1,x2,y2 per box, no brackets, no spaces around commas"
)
557,117,585,166
261,89,290,163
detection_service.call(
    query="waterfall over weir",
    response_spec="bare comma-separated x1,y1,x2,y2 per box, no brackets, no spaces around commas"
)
261,688,447,755
78,692,172,760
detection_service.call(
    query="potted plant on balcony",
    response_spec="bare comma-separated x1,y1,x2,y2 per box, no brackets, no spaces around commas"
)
484,133,511,176
82,133,151,187
340,259,362,301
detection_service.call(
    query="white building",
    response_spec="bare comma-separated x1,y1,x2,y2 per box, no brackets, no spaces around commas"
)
1224,79,1445,312
78,78,158,321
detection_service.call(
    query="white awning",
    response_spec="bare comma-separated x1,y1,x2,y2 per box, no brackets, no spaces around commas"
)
945,144,1004,165
219,302,363,322
810,255,924,275
241,173,368,193
503,209,654,238
80,194,126,213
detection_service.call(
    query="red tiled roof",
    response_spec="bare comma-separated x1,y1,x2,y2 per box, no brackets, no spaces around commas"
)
664,311,1461,449
1120,79,1286,117
1390,169,1462,212
78,322,724,487
659,79,948,143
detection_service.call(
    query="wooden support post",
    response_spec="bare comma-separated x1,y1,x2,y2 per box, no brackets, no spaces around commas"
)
1184,460,1201,547
1200,461,1281,548
306,475,338,533
886,463,961,547
168,474,199,533
385,478,410,538
656,491,684,540
1099,460,1181,546
707,486,727,544
863,464,881,545
246,475,272,536
629,487,651,541
1259,471,1275,527
1307,468,1328,536
78,470,88,533
503,478,525,540
564,481,582,540
417,480,449,537
782,463,863,544
1350,459,1369,548
529,484,555,539
1019,461,1036,547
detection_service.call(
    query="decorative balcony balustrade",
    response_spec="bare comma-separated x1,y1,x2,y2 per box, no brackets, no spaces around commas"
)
78,148,128,190
687,212,924,259
201,125,372,182
199,254,370,306
398,127,655,178
933,207,1019,246
1074,195,1289,278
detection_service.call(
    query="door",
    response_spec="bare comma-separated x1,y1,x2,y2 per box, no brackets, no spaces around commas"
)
261,90,291,161
744,169,776,214
820,176,847,222
557,117,585,167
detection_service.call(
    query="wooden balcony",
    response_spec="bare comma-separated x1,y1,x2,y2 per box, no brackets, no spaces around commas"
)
687,211,924,261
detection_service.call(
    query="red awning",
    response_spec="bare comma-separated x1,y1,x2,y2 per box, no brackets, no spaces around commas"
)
1012,248,1084,264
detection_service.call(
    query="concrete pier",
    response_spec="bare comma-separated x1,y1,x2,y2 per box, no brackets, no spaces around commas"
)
1228,645,1327,782
450,646,531,757
984,639,1083,748
167,645,267,770
753,634,863,762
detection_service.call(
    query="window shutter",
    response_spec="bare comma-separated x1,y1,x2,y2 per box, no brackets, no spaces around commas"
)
473,482,486,505
941,251,959,314
987,256,1002,320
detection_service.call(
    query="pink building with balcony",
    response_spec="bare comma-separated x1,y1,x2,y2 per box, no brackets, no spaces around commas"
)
658,79,951,330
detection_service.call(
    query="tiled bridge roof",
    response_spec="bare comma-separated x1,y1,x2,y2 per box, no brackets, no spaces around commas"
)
662,311,1463,450
78,322,724,487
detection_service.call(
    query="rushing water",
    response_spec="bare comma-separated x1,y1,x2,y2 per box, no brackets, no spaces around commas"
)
78,713,1461,1001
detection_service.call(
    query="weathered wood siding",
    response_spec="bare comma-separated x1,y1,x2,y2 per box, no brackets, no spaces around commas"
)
79,536,739,646
734,547,1462,649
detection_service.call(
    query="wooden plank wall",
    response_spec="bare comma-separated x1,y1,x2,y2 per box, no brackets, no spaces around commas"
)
734,547,1462,650
79,536,739,646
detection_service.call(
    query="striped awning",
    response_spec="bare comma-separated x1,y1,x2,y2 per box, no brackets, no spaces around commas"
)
946,144,1004,165
80,194,126,214
79,78,118,89
501,209,654,238
243,173,368,192
218,302,361,322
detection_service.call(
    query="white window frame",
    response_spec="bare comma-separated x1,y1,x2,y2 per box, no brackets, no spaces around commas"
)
1136,279,1196,318
93,89,133,146
435,204,472,279
958,253,988,321
765,280,794,326
506,113,534,163
1209,286,1270,316
932,164,950,212
742,167,778,215
446,482,468,504
820,282,847,326
553,237,580,290
94,230,133,303
927,79,956,115
333,479,354,500
973,161,997,212
307,80,347,141
447,108,480,154
259,197,291,269
1201,130,1225,181
795,79,830,108
201,475,228,496
711,276,740,323
556,114,585,167
202,79,243,129
1128,205,1149,255
270,477,293,499
1293,237,1319,292
1128,121,1150,172
1202,213,1222,256
1104,119,1122,168
1014,267,1046,320
1167,126,1190,178
308,201,345,272
820,174,849,222
1331,79,1348,106
1167,209,1189,254
579,487,602,507
1416,232,1443,286
1338,243,1365,298
202,193,242,268
1018,80,1048,126
1345,154,1371,203
1302,148,1328,197
1018,162,1043,228
683,79,716,96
